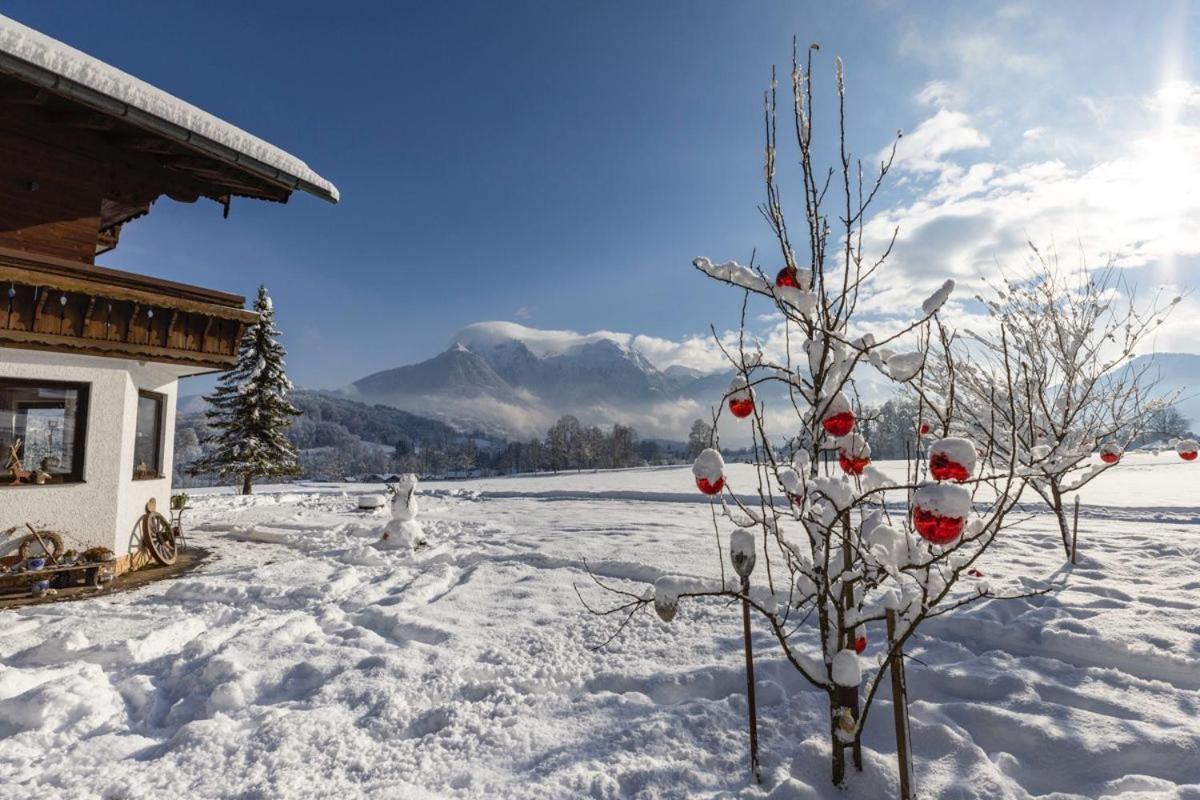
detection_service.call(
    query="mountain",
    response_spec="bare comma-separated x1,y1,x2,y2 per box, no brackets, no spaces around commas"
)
538,339,670,404
467,336,543,389
342,321,898,440
340,342,548,435
346,322,703,437
345,326,1200,441
1116,353,1200,425
350,343,521,403
449,324,669,403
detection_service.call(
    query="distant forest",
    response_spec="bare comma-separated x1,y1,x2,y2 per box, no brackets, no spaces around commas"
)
174,391,691,486
176,391,1193,487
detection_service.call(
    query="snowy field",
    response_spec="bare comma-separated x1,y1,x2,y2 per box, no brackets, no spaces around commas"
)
2,454,1200,799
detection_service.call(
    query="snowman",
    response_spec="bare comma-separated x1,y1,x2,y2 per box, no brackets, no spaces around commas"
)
379,474,426,549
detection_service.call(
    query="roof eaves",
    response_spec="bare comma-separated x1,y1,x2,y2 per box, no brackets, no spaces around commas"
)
0,37,338,205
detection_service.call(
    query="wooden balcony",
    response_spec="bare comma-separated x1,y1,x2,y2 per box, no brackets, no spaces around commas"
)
0,246,257,372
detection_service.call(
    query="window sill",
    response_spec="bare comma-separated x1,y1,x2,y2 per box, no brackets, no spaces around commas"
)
0,479,85,489
131,475,166,482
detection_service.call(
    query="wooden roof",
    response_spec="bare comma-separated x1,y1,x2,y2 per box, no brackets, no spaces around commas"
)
0,15,338,205
0,72,297,209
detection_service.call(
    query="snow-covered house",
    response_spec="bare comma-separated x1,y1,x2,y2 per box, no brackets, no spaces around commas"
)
0,16,337,572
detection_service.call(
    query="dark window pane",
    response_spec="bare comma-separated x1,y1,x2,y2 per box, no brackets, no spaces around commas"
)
133,393,164,479
0,380,88,484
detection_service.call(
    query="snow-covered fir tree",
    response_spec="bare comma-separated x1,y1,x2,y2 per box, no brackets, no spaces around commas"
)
190,285,301,494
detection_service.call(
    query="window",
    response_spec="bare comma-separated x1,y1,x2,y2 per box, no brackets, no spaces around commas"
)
133,391,166,480
0,379,89,485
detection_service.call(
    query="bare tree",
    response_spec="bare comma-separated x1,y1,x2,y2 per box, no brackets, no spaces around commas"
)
687,418,714,459
947,246,1180,558
546,415,581,472
1139,405,1192,445
610,424,638,467
580,47,1040,788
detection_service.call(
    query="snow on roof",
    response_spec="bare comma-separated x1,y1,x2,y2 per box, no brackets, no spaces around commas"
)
0,14,338,203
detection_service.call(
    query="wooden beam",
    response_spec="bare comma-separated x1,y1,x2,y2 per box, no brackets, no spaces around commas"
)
165,308,178,347
33,288,49,329
96,226,121,256
166,167,274,196
0,264,257,324
0,85,49,105
0,327,238,370
232,322,247,356
126,302,140,343
200,316,215,352
0,103,236,218
81,296,96,337
105,134,181,154
47,111,119,130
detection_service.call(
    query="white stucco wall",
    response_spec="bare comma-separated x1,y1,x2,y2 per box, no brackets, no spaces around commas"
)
0,346,191,563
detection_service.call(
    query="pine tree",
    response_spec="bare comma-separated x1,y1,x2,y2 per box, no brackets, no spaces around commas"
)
189,286,301,494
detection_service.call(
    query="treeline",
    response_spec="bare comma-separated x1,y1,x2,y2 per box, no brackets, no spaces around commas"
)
858,398,921,459
186,387,1180,484
489,415,686,474
856,398,1192,458
175,397,690,485
175,391,501,485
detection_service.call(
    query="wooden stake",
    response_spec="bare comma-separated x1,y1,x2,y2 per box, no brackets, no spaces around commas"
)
25,523,59,565
840,521,864,773
886,609,914,800
1071,494,1080,565
741,576,761,784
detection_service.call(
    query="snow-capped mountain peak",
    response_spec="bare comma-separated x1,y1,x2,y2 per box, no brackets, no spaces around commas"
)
452,320,635,360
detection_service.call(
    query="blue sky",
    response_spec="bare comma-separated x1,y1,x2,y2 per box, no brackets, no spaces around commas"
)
7,1,1200,388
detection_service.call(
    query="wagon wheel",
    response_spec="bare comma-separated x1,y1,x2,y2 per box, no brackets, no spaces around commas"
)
18,529,64,561
143,511,178,566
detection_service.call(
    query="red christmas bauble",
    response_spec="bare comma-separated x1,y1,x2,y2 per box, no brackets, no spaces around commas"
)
1100,452,1120,465
912,507,965,544
839,454,870,475
854,634,867,654
929,452,971,483
919,423,931,436
822,411,856,438
696,475,725,495
728,397,755,418
1182,450,1198,462
775,266,799,288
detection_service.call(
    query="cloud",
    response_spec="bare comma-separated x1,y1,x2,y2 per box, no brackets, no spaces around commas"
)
857,87,1200,322
898,4,1056,93
915,81,961,109
454,321,632,358
1146,80,1200,115
890,109,989,173
453,319,736,373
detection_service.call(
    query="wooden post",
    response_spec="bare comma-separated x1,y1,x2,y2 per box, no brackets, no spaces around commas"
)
841,521,863,773
741,576,761,784
886,609,914,800
1071,494,1080,565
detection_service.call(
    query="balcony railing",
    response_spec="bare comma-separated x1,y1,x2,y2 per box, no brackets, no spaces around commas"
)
0,245,257,372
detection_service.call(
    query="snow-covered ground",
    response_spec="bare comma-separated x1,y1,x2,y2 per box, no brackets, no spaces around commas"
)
2,456,1200,799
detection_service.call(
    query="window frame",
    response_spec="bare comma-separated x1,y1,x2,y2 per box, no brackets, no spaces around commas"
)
132,389,167,481
0,377,90,485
